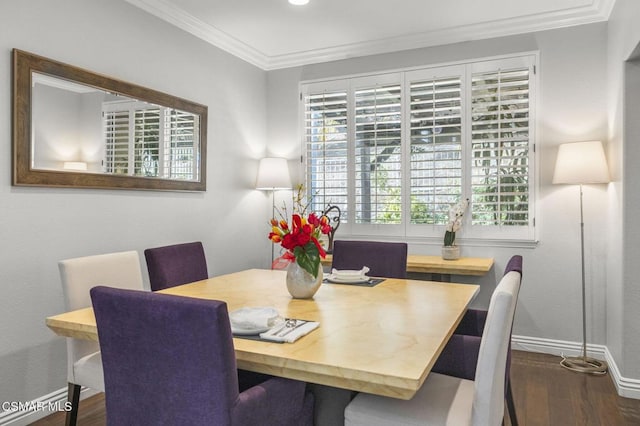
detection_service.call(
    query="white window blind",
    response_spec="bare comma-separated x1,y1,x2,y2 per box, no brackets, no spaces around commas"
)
103,101,199,181
104,110,130,175
470,66,530,227
301,53,536,242
164,109,198,180
134,108,160,177
409,74,462,225
304,90,349,219
354,83,402,224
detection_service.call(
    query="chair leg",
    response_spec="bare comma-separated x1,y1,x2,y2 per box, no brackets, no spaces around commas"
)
65,383,81,426
505,378,518,426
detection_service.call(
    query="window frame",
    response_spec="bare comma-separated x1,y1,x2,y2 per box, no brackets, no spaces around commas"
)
300,52,538,245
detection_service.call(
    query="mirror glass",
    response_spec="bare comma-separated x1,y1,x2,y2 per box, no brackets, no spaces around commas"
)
13,49,207,191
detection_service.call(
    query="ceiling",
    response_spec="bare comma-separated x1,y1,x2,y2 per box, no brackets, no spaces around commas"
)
124,0,615,70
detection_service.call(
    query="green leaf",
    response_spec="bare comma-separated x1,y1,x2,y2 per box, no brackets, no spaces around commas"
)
293,243,321,278
444,230,456,246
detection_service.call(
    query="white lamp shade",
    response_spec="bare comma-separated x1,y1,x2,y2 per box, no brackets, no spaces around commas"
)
63,161,88,171
552,141,610,185
256,157,292,190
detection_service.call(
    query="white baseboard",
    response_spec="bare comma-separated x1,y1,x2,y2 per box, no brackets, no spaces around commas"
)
512,334,640,399
0,387,98,426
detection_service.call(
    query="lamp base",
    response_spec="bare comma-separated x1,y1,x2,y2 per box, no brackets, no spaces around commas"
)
560,355,608,375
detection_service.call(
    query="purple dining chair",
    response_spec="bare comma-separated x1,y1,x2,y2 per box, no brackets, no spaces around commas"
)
331,240,408,279
431,254,523,426
90,286,314,426
145,241,271,389
144,241,208,291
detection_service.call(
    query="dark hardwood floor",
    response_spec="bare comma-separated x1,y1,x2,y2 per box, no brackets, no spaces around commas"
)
31,350,640,425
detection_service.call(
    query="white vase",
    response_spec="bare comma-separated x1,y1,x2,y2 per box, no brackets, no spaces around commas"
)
442,245,460,260
286,261,323,299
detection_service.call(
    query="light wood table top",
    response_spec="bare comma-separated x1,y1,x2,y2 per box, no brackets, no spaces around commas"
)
46,268,479,400
322,254,494,276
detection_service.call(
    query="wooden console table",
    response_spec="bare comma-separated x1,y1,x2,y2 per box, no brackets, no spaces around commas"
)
322,254,493,281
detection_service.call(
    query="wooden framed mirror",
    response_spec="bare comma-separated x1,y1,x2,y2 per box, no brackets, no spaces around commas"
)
12,49,207,191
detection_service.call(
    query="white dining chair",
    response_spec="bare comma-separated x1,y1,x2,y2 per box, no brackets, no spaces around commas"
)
344,270,521,426
58,250,144,426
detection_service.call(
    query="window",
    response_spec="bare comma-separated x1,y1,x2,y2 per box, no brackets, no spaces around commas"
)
302,54,536,242
408,70,463,226
103,100,200,180
354,82,402,224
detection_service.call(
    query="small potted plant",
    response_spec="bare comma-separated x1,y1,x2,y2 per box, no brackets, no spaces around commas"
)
442,198,469,260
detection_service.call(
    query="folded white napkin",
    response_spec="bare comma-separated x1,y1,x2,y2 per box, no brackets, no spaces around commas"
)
260,320,320,343
331,266,370,279
229,307,281,330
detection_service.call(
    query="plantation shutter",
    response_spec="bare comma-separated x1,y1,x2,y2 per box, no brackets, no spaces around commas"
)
134,108,161,177
354,82,402,224
104,110,130,175
304,89,349,219
164,109,198,180
301,53,536,242
408,72,463,225
470,63,531,227
103,102,199,181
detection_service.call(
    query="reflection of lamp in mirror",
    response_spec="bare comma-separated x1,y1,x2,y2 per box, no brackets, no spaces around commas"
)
63,161,88,171
256,158,292,266
553,141,609,375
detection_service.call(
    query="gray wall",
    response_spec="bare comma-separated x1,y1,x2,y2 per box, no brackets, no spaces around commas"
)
0,0,272,408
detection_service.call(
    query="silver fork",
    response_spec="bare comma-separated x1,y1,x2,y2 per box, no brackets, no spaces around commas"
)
278,320,306,337
271,318,296,336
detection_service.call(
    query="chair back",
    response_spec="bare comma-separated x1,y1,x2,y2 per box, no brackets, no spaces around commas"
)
144,241,208,291
471,270,521,426
331,240,408,279
59,250,144,310
58,251,144,383
504,255,523,276
91,286,240,426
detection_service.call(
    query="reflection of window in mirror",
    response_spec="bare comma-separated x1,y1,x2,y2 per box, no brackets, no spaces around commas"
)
31,72,200,182
102,100,200,180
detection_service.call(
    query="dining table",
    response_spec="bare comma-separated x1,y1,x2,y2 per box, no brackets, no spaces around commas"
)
46,268,479,400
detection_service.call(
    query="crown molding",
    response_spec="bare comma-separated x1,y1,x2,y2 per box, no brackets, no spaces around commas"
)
123,0,269,68
124,0,616,71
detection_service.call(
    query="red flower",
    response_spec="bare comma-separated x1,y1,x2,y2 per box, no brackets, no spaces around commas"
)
267,204,334,278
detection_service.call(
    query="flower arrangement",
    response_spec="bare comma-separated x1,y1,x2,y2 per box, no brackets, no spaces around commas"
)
268,185,332,278
444,198,469,246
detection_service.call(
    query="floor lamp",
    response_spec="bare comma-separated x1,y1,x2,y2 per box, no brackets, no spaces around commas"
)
552,141,610,374
256,157,292,267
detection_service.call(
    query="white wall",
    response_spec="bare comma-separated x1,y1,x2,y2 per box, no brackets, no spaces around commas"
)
267,23,613,357
0,0,272,409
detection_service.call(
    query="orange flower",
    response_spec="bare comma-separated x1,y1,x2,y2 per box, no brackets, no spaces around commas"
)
266,185,334,278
